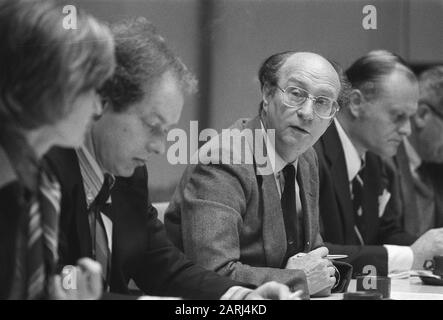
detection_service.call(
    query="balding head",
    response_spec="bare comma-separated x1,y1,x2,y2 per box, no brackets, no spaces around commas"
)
258,51,341,113
278,52,341,99
258,51,342,162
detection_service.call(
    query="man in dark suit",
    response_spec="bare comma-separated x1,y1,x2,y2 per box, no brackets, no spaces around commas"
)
45,18,300,300
315,50,443,277
165,51,352,297
391,66,443,238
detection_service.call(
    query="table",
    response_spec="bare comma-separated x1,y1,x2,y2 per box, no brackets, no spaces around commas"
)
315,278,443,300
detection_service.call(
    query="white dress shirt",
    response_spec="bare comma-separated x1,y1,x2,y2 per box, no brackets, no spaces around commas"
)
334,119,413,274
76,133,113,254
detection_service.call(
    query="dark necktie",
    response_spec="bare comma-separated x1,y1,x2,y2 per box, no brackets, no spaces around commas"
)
281,164,299,262
89,173,114,287
352,166,365,244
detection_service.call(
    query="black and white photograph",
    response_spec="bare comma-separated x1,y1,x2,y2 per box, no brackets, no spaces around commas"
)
1,0,443,309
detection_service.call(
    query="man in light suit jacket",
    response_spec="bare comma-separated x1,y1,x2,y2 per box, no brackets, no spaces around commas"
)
165,52,352,297
390,66,443,238
315,51,443,277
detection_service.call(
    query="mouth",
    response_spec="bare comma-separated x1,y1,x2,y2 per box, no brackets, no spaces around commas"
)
289,125,310,135
389,139,402,145
133,158,148,167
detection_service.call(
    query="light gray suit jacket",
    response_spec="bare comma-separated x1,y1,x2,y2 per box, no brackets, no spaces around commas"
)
165,116,323,287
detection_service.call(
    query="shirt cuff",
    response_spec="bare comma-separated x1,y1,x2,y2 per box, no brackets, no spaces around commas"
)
220,286,253,300
384,245,414,274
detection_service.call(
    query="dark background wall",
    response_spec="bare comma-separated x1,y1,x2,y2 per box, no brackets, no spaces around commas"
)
61,0,443,201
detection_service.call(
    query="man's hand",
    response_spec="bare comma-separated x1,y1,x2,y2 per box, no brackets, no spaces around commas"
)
246,282,303,300
221,282,304,300
411,228,443,269
49,258,103,300
285,247,336,296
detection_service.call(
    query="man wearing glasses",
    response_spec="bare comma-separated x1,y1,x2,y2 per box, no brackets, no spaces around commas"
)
314,51,443,277
392,66,443,238
165,51,352,297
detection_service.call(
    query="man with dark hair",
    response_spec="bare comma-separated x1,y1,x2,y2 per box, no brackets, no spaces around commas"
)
45,18,299,300
392,66,443,237
0,0,115,299
314,50,443,276
165,51,353,297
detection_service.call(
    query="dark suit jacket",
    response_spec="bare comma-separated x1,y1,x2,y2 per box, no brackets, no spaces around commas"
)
0,178,25,300
0,137,39,300
314,123,416,276
44,147,245,300
391,143,443,237
165,117,351,294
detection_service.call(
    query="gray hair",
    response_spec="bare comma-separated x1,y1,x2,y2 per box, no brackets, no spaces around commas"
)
418,66,443,113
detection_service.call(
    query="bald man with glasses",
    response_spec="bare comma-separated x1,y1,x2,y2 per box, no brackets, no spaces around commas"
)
165,51,352,298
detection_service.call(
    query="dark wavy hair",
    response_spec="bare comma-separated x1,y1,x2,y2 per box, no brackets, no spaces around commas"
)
99,17,197,113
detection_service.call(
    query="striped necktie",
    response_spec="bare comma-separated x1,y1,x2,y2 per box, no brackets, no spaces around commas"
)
352,166,365,245
27,169,61,299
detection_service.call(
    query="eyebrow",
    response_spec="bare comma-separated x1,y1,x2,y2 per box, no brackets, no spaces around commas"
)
285,77,336,97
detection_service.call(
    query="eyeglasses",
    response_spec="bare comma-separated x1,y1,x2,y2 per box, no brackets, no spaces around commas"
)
277,85,339,119
421,100,443,121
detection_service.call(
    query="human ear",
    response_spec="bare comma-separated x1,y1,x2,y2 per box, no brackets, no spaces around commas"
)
262,84,273,113
348,89,365,118
414,103,431,129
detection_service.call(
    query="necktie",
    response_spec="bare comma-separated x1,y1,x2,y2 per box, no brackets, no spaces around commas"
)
352,166,365,244
89,173,114,287
27,169,61,299
281,164,300,263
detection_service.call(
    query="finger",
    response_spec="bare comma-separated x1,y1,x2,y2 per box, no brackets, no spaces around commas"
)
49,275,67,300
244,292,265,300
288,290,303,300
77,258,102,275
329,276,336,287
76,259,103,299
308,246,329,258
256,282,291,300
328,266,336,277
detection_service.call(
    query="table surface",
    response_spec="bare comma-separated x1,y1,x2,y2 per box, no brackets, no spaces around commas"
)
315,278,443,300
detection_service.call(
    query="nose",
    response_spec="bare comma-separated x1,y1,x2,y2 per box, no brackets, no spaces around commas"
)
147,137,166,155
398,118,412,137
93,95,103,117
296,98,315,121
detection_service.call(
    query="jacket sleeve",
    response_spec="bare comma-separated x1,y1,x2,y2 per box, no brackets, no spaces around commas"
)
325,242,389,277
378,157,417,245
127,167,251,300
165,162,308,292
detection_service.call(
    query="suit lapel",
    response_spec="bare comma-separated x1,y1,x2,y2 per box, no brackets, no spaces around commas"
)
244,117,287,267
72,155,93,258
395,143,419,234
322,123,356,243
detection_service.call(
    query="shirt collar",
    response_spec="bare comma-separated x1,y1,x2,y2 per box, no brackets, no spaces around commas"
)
334,118,364,182
403,136,422,173
260,120,297,175
76,130,114,207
